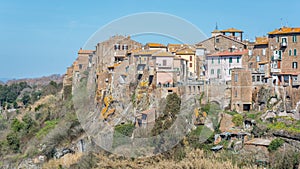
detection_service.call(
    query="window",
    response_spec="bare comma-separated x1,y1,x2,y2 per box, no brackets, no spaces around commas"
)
282,37,287,43
294,49,297,56
190,56,193,61
163,60,167,66
218,58,220,64
212,58,214,64
257,76,260,82
278,50,282,58
235,90,238,97
234,74,238,82
252,76,255,82
190,62,193,67
293,35,297,43
229,69,231,75
237,57,240,63
79,64,83,69
256,56,260,62
276,36,279,43
262,49,266,56
216,38,220,43
211,69,214,75
292,62,298,69
289,49,292,56
229,57,233,63
217,69,221,75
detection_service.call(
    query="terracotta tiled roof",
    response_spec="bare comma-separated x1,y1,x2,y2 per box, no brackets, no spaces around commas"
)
174,56,188,60
134,50,157,55
176,48,195,55
268,27,300,35
167,44,187,53
207,50,248,57
78,48,94,54
220,28,243,33
211,29,221,33
255,37,268,45
152,51,174,57
146,43,166,48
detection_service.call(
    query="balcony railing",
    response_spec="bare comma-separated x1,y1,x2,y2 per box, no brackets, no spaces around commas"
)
280,42,287,47
272,55,281,61
292,80,300,86
271,68,281,73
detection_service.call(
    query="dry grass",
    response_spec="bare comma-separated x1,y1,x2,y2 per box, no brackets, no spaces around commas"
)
42,153,83,169
94,149,258,169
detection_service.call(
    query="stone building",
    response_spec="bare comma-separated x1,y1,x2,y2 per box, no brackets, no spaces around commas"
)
95,35,142,72
268,27,300,87
231,68,252,112
197,28,247,55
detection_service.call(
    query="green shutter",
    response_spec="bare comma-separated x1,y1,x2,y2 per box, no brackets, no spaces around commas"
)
294,49,297,56
229,57,233,63
237,57,240,63
289,49,292,56
293,35,297,43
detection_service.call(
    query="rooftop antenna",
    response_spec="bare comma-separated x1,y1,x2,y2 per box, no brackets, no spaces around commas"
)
285,18,289,27
280,18,283,28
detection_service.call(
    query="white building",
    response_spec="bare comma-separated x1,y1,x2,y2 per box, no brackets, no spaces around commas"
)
206,50,247,82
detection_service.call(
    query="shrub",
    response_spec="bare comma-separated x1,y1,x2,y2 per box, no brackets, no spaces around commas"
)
11,118,24,132
36,119,59,139
268,138,284,152
6,132,20,152
232,114,243,127
113,123,135,148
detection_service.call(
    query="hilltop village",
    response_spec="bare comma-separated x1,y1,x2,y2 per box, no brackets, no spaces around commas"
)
55,26,300,166
1,27,300,168
64,27,300,117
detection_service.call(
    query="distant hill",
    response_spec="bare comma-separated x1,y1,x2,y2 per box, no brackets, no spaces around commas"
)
5,74,63,86
0,78,12,83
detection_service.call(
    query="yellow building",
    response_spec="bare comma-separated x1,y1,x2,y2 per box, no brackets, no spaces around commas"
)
175,47,196,77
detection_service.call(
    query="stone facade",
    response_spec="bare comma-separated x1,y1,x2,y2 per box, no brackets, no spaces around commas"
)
231,68,252,112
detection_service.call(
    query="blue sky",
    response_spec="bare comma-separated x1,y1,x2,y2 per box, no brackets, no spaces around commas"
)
1,0,300,78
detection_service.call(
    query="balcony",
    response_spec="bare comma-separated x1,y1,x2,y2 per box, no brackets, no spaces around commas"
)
280,42,287,48
292,80,300,86
272,54,281,61
271,68,281,73
292,76,300,86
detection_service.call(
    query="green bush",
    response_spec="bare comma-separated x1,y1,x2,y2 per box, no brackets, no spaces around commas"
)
113,123,135,148
11,118,24,132
36,119,59,139
268,138,284,152
6,132,20,152
232,114,243,127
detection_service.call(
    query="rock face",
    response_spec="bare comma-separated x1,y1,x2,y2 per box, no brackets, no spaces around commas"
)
273,130,300,142
219,113,235,132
